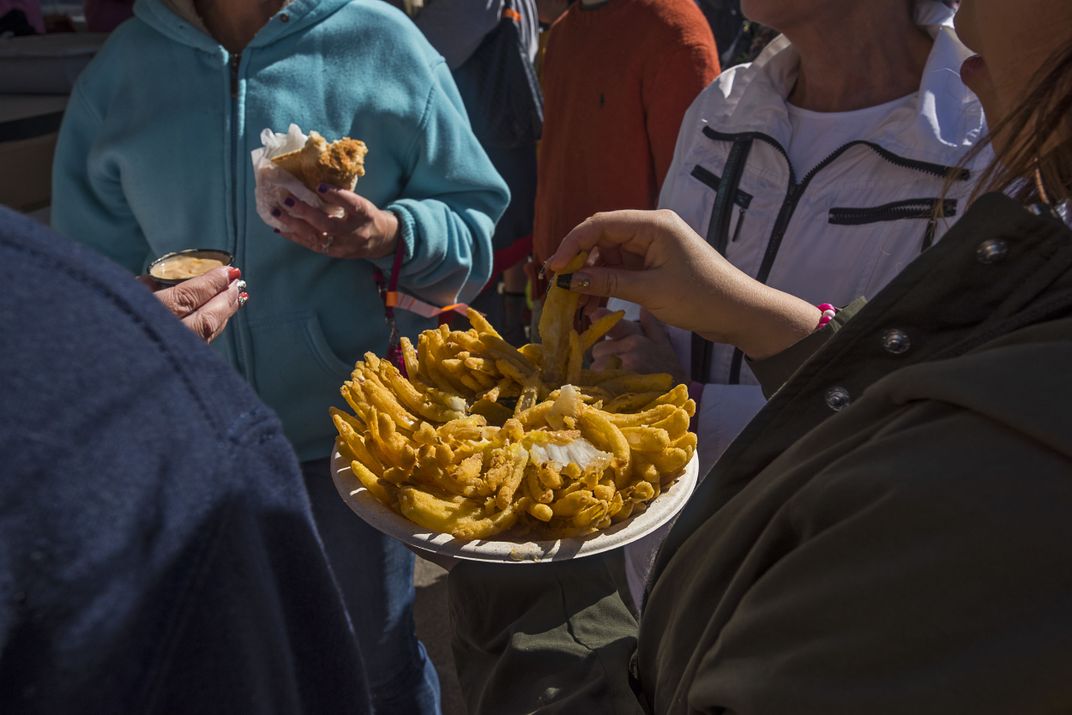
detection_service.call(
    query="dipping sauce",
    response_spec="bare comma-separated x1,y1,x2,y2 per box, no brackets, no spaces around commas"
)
148,249,234,285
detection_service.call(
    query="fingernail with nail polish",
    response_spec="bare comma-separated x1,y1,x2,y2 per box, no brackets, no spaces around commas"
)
558,273,591,290
235,280,247,292
238,292,249,307
273,228,280,234
228,267,242,281
317,183,328,193
271,208,281,218
283,197,295,208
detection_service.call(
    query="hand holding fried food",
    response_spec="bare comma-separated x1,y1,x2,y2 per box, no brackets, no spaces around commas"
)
331,254,696,541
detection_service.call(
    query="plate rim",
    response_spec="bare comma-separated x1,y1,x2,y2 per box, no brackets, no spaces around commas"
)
330,441,699,564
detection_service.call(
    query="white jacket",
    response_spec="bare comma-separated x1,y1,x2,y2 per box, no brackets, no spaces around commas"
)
621,0,988,611
619,0,988,475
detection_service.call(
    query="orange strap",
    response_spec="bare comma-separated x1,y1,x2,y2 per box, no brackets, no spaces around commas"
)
385,291,468,318
503,7,521,22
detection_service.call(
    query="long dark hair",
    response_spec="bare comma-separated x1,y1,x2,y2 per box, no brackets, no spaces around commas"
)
950,42,1072,206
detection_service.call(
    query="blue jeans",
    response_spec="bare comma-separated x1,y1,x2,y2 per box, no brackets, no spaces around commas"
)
302,458,441,715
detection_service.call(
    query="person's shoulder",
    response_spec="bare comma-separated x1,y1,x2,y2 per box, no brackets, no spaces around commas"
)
673,60,753,123
70,15,159,102
320,1,442,69
326,1,430,46
633,0,715,45
332,0,411,27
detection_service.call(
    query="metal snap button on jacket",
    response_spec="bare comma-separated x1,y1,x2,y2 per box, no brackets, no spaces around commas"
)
881,329,911,355
279,12,290,22
824,386,851,412
976,238,1009,264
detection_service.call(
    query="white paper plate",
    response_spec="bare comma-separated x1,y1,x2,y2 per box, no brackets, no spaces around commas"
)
331,442,698,564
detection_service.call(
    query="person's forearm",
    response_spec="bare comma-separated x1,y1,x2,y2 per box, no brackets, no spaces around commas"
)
697,277,820,361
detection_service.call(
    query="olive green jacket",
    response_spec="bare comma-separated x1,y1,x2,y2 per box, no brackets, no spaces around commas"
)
448,194,1072,714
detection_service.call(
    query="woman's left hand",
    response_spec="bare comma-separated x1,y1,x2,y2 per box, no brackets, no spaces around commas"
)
273,186,399,260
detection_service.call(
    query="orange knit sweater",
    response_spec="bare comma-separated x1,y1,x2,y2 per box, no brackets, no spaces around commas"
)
532,0,719,275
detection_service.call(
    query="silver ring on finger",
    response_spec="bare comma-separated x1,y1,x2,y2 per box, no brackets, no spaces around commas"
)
320,232,334,253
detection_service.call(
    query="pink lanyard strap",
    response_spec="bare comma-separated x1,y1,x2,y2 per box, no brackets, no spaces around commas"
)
374,238,469,373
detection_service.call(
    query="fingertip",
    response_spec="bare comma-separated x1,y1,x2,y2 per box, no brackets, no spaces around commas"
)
208,265,232,283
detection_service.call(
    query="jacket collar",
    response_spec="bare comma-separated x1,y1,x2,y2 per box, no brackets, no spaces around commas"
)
133,0,348,54
706,0,986,169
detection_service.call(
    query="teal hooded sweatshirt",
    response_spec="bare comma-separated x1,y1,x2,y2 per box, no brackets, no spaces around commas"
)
52,0,508,461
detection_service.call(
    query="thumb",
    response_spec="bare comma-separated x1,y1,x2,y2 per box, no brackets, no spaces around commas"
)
155,266,236,319
317,184,371,217
559,266,639,303
639,309,671,346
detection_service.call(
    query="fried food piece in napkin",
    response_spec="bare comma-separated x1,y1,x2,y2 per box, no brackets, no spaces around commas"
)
272,131,368,191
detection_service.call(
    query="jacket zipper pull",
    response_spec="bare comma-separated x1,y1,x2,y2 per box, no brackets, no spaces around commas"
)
230,53,241,98
730,207,747,242
921,216,938,252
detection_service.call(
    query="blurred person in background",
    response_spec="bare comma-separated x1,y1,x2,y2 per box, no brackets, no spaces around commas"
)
696,0,746,66
586,0,987,607
451,0,1072,709
407,0,542,345
0,0,43,34
50,0,509,712
83,0,135,32
530,0,720,300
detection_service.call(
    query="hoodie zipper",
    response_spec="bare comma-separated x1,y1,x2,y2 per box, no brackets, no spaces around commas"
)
227,50,252,381
230,52,241,98
701,126,971,384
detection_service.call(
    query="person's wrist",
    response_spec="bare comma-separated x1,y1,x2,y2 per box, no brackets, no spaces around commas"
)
371,207,400,259
712,284,821,361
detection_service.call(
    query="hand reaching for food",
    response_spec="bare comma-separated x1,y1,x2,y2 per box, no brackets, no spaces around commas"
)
547,209,821,360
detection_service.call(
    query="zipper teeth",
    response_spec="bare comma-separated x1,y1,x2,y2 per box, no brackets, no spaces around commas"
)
228,50,248,381
831,207,932,223
702,127,971,183
830,199,959,225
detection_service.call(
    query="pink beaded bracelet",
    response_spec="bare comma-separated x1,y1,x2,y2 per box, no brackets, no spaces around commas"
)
817,303,838,330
